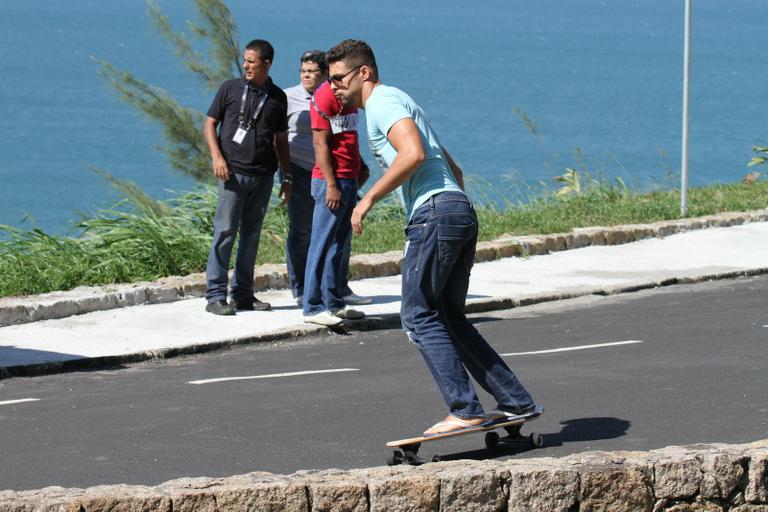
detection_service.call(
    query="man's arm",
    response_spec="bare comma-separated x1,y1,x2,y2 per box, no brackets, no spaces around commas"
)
274,131,292,203
203,116,229,181
351,117,425,235
312,128,342,210
358,160,371,189
441,146,465,191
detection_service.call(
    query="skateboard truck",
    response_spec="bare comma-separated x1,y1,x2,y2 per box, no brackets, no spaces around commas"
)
386,443,444,466
483,423,543,450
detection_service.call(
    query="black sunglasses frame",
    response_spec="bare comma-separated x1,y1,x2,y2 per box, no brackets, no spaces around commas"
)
327,65,361,86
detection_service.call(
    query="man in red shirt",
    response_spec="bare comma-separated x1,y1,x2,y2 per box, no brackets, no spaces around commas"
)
302,80,366,325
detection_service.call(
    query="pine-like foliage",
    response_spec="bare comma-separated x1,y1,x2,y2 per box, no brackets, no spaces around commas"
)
749,145,768,168
95,0,241,182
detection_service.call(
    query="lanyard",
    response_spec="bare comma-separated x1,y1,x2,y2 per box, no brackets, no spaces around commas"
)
238,82,268,130
311,94,335,120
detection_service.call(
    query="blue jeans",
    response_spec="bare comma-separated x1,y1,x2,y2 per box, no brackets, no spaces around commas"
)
302,178,358,315
285,162,314,299
339,228,353,296
401,191,535,419
205,172,273,304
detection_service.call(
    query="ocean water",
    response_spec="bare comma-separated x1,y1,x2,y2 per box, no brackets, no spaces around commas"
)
1,0,766,233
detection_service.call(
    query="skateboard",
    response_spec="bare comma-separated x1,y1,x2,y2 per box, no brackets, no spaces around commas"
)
385,405,544,466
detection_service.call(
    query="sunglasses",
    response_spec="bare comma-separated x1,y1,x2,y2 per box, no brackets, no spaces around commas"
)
327,65,361,86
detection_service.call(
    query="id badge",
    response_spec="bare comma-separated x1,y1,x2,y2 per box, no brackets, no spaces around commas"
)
330,116,344,135
233,127,248,144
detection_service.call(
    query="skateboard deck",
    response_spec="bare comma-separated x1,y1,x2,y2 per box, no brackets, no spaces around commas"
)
386,405,544,465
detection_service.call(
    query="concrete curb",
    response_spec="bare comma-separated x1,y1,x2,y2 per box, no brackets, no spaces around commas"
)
2,440,767,511
1,208,767,329
0,323,327,379
3,265,767,379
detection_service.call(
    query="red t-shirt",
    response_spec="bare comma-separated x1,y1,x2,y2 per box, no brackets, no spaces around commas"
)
309,81,361,179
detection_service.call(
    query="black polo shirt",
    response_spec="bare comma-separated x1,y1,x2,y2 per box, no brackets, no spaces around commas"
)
207,77,288,176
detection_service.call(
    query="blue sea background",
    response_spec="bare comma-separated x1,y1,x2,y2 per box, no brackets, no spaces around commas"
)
1,0,766,233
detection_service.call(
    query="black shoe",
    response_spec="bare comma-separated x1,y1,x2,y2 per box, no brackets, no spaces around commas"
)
205,300,236,316
234,297,272,311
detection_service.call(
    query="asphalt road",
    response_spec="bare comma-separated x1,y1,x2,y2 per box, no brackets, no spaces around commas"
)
1,276,767,491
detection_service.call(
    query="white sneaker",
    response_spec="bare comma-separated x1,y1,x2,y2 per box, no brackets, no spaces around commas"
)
342,291,372,305
332,307,365,320
303,311,342,326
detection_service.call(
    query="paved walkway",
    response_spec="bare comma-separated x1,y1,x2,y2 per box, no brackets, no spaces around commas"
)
1,222,766,374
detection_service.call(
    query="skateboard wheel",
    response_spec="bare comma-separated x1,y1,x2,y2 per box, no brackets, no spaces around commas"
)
529,432,543,449
387,450,404,466
431,455,442,463
485,431,500,449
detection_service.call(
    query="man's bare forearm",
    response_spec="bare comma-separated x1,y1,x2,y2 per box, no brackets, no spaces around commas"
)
361,119,425,206
358,161,371,188
204,117,224,160
362,151,422,205
312,129,336,184
204,116,230,180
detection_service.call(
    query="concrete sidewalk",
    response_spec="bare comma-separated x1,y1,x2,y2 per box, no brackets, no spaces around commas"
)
1,221,767,376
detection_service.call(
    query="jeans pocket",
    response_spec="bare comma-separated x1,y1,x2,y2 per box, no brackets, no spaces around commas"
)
310,179,325,202
405,223,428,241
437,223,473,267
437,222,474,242
404,222,429,272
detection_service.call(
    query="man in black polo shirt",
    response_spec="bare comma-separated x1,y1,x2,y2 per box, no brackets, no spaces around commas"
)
203,39,291,315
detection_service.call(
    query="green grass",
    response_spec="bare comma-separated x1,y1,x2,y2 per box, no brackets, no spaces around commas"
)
475,181,768,240
2,177,767,298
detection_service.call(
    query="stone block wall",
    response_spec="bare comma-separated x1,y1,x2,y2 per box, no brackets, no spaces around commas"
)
2,440,767,511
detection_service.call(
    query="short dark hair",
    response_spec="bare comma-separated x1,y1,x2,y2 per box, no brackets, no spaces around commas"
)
245,39,274,62
300,49,328,72
326,39,378,80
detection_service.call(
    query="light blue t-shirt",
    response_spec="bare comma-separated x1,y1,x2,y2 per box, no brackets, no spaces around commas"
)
364,85,462,220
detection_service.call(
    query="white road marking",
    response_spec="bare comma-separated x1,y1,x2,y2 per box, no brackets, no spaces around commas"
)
501,340,644,357
0,398,41,406
188,368,360,385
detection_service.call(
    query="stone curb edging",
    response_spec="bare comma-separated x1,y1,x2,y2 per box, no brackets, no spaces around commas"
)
3,265,767,379
2,440,767,511
1,208,767,329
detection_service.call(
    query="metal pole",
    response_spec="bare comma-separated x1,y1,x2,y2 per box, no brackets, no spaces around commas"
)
680,0,692,217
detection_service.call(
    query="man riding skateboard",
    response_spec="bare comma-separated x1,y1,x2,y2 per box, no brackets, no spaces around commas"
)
326,39,538,435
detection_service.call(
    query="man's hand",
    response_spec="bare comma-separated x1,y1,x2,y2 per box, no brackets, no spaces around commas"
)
212,156,230,181
279,181,292,205
326,182,342,210
351,196,373,236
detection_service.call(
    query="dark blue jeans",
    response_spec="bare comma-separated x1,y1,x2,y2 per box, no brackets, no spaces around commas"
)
303,178,358,315
205,172,273,304
339,228,353,296
285,163,314,299
401,191,535,419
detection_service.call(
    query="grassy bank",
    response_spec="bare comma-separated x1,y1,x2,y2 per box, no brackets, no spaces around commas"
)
1,178,767,298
